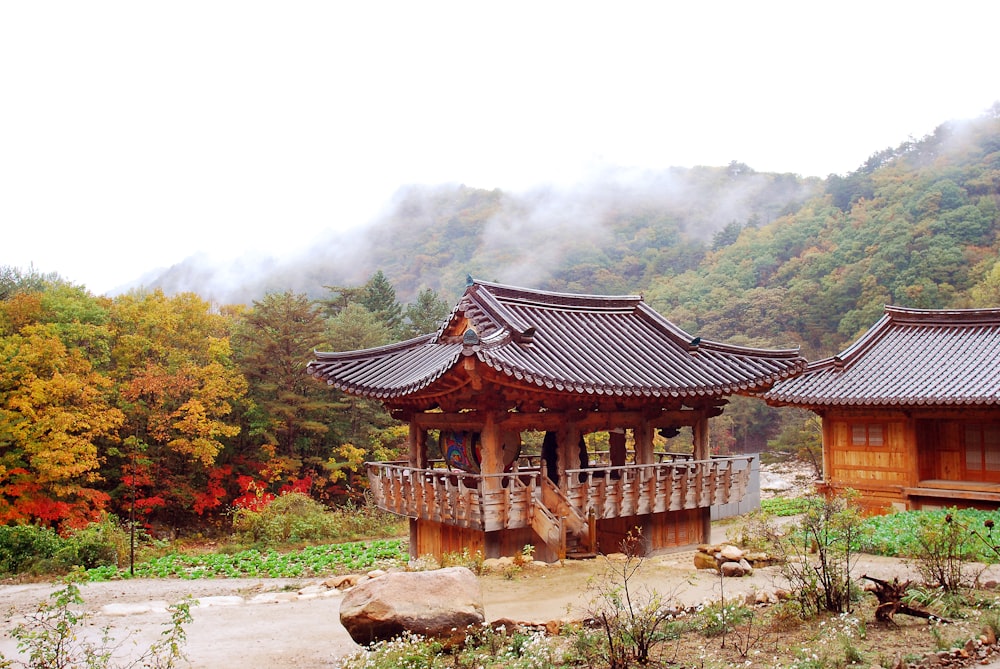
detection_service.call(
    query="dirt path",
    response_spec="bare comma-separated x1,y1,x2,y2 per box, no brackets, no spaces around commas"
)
1,547,960,669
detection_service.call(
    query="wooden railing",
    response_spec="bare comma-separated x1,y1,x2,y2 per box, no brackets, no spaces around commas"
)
563,456,752,519
365,464,538,532
366,456,753,531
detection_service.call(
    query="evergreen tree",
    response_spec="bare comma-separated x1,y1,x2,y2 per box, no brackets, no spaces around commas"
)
361,270,403,337
232,291,341,458
403,287,450,337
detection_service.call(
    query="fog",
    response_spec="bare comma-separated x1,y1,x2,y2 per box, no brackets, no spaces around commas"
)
138,162,819,306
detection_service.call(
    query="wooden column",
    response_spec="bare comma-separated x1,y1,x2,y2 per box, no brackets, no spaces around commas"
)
480,412,504,558
408,422,428,560
693,412,712,543
634,421,654,465
821,412,832,487
693,413,710,460
480,411,503,492
903,417,919,489
408,422,427,468
559,423,582,487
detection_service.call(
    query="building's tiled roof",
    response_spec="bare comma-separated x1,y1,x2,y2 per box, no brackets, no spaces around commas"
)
764,306,1000,408
308,280,805,404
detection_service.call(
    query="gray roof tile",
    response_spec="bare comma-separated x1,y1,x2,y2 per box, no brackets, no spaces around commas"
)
764,306,1000,407
308,281,805,405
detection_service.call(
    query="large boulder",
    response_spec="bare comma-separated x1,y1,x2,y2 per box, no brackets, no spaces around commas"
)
339,567,485,645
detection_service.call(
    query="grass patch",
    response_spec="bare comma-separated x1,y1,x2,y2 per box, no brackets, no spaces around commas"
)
84,538,408,581
760,496,811,517
857,508,1000,561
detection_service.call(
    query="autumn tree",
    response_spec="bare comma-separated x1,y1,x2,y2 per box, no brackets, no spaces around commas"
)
0,325,124,529
0,276,123,528
107,290,247,526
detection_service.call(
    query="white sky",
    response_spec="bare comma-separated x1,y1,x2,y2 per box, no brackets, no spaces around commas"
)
3,1,999,295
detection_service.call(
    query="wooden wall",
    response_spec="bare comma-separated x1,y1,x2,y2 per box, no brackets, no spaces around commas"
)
823,410,1000,512
826,417,909,486
412,509,704,563
595,508,703,556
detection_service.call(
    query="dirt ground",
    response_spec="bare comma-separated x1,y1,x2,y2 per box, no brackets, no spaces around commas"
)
4,542,984,669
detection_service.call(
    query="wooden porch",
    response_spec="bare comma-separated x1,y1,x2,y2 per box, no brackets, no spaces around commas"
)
367,455,754,558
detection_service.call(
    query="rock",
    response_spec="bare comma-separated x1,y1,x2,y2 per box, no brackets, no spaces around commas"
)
249,592,298,604
693,551,719,571
490,617,520,632
102,601,169,616
481,558,502,571
339,566,485,645
298,584,328,596
743,551,781,567
367,569,388,579
760,473,793,492
720,561,748,577
325,574,363,590
719,545,744,561
738,558,753,575
193,596,244,608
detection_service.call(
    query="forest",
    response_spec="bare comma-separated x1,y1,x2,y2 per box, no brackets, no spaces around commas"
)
2,106,999,534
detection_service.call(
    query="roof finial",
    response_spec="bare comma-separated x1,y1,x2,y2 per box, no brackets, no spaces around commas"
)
466,274,474,287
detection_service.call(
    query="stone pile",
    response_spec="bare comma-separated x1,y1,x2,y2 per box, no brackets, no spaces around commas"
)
693,543,779,576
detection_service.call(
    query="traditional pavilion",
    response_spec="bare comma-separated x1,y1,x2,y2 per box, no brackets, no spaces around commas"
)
764,306,1000,513
309,280,806,561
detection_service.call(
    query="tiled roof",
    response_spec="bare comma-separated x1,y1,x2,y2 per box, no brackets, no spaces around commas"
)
764,306,1000,408
308,280,805,405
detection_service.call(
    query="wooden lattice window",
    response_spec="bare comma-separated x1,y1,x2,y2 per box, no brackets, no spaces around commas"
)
851,423,884,447
965,423,1000,474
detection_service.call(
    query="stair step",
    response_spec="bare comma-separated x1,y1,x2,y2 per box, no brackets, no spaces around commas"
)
565,551,597,560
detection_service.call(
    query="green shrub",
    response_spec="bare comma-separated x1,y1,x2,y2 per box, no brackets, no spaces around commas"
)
0,524,62,575
57,515,133,570
232,493,405,548
912,510,978,591
232,492,340,546
325,496,408,541
586,530,678,668
0,516,143,577
697,600,753,638
773,492,865,616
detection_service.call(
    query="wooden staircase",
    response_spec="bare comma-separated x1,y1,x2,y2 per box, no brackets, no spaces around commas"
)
530,477,596,559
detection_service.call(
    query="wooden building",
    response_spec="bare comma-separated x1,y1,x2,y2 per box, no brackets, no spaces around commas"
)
308,281,805,561
764,306,1000,513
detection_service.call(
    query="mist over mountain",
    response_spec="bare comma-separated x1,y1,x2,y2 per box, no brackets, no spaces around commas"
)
134,106,1000,361
138,163,820,305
